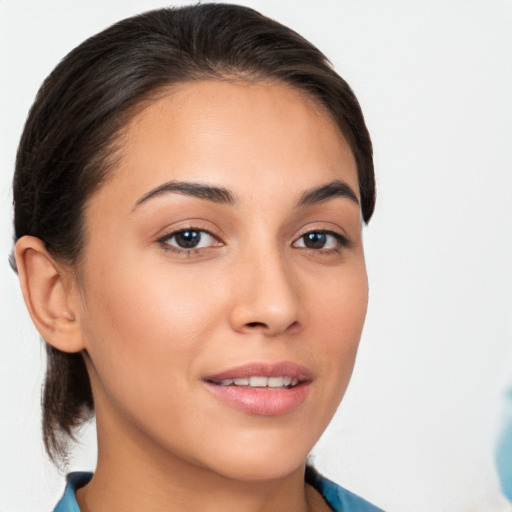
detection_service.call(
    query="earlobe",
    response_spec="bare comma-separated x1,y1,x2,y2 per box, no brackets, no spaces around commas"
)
14,236,85,353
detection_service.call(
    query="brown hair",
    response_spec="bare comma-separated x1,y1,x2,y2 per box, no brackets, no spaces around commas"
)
12,3,375,464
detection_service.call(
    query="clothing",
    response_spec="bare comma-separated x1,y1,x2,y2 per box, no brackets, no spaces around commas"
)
54,470,384,511
53,473,91,512
306,468,384,512
496,386,512,502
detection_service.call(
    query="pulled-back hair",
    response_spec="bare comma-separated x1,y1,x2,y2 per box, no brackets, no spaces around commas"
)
12,3,375,464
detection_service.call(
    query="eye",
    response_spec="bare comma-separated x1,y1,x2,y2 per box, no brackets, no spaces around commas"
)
293,231,348,251
159,229,219,251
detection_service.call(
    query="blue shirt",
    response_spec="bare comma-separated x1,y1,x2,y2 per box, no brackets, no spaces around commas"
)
54,471,384,511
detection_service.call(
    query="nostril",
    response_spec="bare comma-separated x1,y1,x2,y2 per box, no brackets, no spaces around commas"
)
246,322,267,328
244,320,300,334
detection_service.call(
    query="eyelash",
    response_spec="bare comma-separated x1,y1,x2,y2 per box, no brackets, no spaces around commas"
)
292,230,351,255
158,227,221,256
157,227,350,257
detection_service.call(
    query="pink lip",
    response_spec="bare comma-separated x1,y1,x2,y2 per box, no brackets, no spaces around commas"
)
206,361,312,382
204,361,312,416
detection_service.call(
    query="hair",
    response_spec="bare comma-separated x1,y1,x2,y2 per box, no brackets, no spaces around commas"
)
11,3,375,464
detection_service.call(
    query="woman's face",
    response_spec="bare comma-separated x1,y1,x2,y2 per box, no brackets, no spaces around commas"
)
75,80,368,480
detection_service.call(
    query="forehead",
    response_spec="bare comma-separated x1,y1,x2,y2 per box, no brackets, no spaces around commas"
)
95,80,359,212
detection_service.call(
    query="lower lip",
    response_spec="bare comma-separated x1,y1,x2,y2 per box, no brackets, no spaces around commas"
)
204,382,311,416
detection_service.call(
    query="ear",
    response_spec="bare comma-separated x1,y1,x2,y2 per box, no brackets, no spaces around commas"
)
14,236,85,353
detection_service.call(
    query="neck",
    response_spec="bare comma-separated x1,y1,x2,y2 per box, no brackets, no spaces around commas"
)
76,415,320,512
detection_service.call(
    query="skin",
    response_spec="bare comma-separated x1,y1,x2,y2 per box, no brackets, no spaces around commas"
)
16,80,368,512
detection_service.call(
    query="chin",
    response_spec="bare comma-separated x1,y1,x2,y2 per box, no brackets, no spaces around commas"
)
194,431,314,483
216,454,307,483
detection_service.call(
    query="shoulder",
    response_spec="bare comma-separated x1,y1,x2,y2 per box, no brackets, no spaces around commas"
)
306,466,385,512
53,472,92,512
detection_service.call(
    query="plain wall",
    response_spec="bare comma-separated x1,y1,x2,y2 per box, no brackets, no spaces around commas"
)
1,1,511,511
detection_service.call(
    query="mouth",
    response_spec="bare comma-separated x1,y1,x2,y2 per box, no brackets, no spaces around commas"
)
204,362,312,416
211,375,302,389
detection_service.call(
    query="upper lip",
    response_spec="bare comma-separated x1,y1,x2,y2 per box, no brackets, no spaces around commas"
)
205,361,312,383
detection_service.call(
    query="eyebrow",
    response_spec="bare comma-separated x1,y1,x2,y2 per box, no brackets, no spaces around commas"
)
132,178,359,212
132,180,237,211
296,179,359,207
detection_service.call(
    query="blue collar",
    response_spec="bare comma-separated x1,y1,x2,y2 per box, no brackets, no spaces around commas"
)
54,471,384,511
306,470,384,511
53,472,92,512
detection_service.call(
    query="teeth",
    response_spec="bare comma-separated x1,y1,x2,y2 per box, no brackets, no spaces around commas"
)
267,377,283,388
217,376,299,388
249,376,268,387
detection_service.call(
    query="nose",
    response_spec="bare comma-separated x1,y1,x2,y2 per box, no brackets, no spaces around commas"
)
228,249,302,337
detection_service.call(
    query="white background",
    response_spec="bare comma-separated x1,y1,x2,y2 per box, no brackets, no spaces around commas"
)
1,1,511,511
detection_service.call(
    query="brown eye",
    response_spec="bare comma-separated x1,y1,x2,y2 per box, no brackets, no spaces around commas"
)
293,231,349,251
303,232,328,249
173,230,202,248
161,229,218,250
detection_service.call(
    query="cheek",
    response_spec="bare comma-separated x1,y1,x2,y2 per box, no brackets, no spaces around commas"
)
314,254,368,331
78,251,227,398
309,260,368,386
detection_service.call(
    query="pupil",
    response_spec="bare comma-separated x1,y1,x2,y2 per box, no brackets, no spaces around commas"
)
304,232,326,249
176,230,200,248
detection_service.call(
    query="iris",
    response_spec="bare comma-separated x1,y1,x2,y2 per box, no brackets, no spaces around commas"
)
303,232,327,249
175,230,201,248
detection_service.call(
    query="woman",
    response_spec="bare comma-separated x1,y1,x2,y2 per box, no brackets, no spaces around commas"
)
11,4,382,511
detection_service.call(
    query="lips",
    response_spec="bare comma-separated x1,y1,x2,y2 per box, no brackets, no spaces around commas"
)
204,362,312,416
216,376,300,388
206,361,312,382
